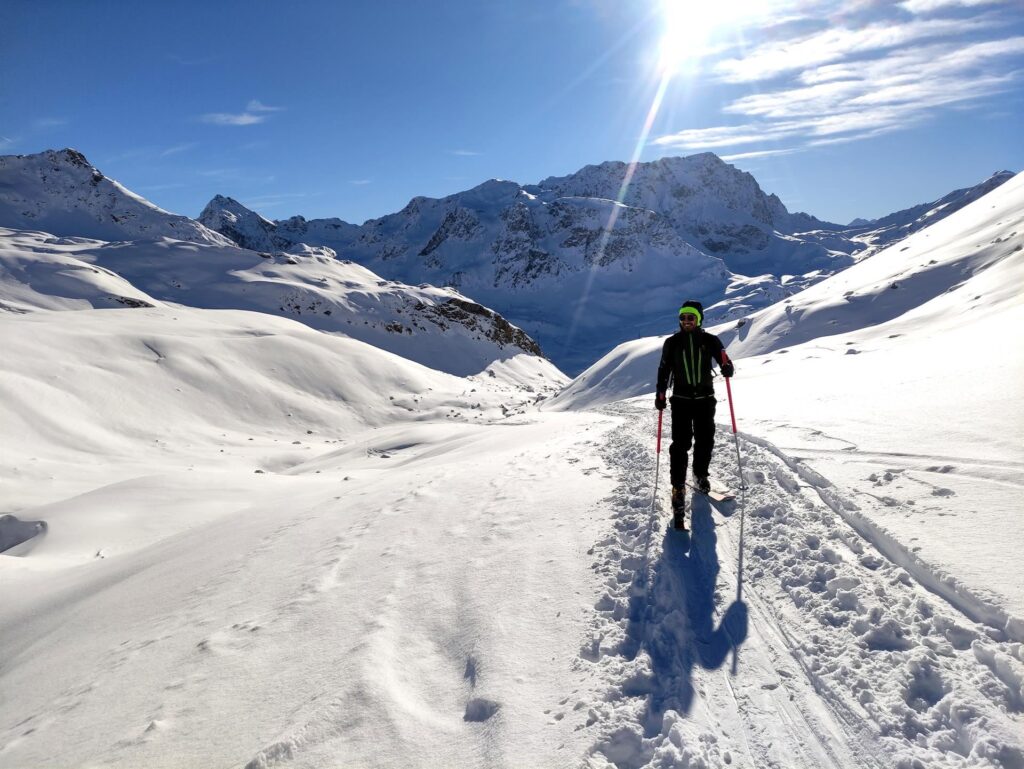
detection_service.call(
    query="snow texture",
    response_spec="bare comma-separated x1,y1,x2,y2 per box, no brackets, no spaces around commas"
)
0,147,1021,769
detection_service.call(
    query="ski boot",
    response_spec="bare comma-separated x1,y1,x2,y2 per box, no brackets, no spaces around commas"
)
695,475,711,495
671,486,687,530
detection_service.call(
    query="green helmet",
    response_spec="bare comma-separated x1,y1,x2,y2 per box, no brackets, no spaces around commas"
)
678,300,703,326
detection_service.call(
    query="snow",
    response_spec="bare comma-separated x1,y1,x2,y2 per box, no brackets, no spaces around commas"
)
0,305,616,767
0,150,233,247
550,170,1024,634
1,149,1022,769
0,226,554,379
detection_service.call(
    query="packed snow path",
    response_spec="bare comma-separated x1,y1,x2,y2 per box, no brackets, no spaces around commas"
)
586,401,1023,769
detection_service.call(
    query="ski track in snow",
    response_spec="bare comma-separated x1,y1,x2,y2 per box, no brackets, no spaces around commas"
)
583,401,1024,769
2,404,1023,769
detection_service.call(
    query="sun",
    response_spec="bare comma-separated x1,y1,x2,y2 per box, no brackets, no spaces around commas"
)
658,0,756,74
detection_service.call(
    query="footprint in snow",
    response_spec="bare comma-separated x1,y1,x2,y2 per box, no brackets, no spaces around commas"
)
464,698,500,722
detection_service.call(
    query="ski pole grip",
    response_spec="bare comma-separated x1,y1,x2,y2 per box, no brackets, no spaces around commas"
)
722,351,738,434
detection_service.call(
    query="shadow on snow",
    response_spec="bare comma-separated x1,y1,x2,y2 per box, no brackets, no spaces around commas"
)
624,494,748,736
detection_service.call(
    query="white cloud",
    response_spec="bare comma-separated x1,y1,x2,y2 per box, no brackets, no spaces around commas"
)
448,149,482,156
161,142,198,157
200,101,284,127
350,179,372,185
240,192,308,211
201,112,266,126
137,183,187,192
721,147,800,161
653,123,803,150
900,0,1008,12
33,118,67,129
653,0,1024,158
246,100,284,113
714,16,994,84
0,135,16,150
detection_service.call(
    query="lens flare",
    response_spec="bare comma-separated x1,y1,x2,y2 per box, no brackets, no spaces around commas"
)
658,0,759,74
564,0,761,353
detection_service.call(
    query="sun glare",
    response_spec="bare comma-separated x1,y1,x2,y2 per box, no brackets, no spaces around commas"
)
659,0,756,74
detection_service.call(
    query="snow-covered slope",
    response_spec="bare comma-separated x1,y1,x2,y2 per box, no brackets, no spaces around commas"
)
0,149,234,247
0,226,553,379
0,307,555,512
2,307,1022,769
845,170,1015,253
2,166,1023,768
552,169,1024,407
547,168,1024,644
718,170,1024,359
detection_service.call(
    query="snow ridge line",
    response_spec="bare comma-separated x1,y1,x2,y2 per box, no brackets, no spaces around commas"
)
739,431,1024,643
586,403,1024,769
730,430,1024,768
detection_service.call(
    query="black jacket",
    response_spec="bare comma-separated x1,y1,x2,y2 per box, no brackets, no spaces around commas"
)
657,328,727,399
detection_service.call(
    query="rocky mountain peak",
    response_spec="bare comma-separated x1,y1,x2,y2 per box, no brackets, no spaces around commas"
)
0,149,233,246
539,153,838,268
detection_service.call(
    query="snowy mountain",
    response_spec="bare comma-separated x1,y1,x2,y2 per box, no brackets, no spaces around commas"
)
0,226,551,379
1,145,1022,769
844,170,1015,253
549,165,1024,630
539,153,853,275
551,169,1024,408
200,155,1013,374
717,170,1023,359
198,194,361,254
204,178,734,374
0,149,560,380
0,149,234,247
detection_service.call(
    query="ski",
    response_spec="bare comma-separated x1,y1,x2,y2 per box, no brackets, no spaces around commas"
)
686,481,736,502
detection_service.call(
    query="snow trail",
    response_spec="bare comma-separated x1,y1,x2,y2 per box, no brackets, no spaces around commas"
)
585,401,1024,769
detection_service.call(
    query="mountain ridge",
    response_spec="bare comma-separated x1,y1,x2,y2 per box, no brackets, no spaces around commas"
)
0,149,234,247
1,148,1015,374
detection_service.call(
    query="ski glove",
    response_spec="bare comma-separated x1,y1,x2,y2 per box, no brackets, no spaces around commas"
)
720,361,734,378
655,393,667,411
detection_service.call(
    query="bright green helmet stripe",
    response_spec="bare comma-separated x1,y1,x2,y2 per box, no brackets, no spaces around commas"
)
678,306,702,323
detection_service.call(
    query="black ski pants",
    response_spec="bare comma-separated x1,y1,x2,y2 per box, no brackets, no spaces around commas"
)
669,396,716,488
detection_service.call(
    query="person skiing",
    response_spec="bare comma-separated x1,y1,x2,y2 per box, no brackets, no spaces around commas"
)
655,300,734,529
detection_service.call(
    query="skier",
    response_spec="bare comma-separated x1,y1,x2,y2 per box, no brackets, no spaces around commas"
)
655,300,734,528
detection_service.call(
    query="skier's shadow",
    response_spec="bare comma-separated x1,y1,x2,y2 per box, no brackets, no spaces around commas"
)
626,494,748,735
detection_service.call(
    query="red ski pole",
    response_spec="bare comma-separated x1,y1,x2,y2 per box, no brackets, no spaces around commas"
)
722,350,747,676
651,408,664,512
721,351,744,488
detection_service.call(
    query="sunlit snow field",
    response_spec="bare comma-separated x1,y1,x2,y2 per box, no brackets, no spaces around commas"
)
1,166,1022,769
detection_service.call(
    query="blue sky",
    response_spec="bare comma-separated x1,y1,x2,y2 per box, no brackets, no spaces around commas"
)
2,0,1022,226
